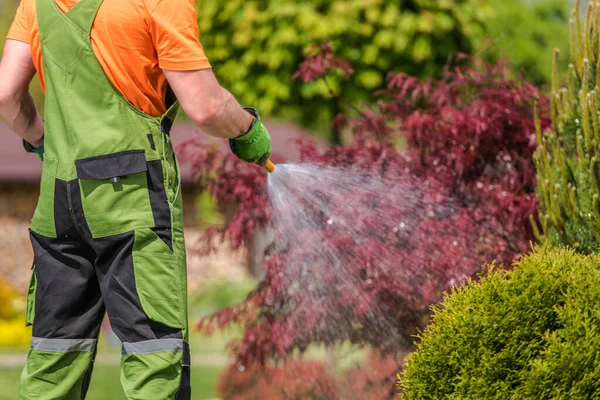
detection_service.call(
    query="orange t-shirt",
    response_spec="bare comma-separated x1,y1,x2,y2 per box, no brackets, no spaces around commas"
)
7,0,211,117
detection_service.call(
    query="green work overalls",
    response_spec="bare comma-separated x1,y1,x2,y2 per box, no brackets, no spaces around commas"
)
19,0,190,398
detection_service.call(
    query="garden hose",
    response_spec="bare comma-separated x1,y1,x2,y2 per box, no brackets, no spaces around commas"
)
264,160,276,173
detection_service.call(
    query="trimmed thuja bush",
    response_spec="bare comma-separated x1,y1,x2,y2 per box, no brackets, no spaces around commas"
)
534,0,600,253
399,247,600,399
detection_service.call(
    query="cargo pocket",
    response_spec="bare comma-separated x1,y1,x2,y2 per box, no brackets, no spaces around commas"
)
31,157,58,238
76,150,155,238
25,266,37,327
132,228,183,329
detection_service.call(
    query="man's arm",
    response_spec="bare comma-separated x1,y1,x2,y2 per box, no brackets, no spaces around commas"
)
0,39,44,147
163,68,254,139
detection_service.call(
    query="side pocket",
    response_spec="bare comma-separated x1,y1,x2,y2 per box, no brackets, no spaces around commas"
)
132,228,183,329
25,266,37,327
76,150,155,238
31,157,58,238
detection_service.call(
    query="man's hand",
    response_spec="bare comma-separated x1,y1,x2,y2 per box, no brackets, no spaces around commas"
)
0,39,44,149
229,107,271,166
23,138,44,161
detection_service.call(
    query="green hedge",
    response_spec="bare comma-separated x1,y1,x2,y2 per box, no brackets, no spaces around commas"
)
484,0,570,85
399,247,600,399
196,0,493,130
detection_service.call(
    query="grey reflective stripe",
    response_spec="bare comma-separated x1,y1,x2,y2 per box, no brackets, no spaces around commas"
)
31,337,97,352
122,339,184,355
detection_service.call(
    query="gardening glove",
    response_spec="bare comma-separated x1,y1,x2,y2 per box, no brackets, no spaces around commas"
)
229,107,272,166
23,138,44,161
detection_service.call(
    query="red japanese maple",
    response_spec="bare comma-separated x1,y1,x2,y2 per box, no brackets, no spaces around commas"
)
182,47,549,397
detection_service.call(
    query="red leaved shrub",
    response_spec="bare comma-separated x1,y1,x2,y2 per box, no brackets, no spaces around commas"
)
217,352,403,400
182,48,549,398
217,360,338,400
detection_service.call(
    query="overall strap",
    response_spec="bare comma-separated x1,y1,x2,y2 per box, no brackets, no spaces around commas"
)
37,0,104,40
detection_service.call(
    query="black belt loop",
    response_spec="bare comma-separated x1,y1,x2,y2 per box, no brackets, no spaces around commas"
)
160,117,173,136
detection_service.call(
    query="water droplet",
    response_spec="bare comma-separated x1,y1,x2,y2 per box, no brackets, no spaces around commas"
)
399,222,406,228
367,279,373,284
327,219,333,225
453,241,458,246
393,227,399,232
502,191,507,197
477,182,484,189
239,365,245,372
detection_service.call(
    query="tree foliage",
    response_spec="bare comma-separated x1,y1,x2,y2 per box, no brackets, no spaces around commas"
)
196,0,493,130
400,247,600,399
483,0,570,86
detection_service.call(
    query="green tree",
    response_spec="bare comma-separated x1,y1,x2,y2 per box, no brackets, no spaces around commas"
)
196,0,493,142
483,0,570,86
534,0,600,254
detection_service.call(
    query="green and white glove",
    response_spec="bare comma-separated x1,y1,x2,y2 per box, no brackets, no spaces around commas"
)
229,107,272,166
23,138,44,161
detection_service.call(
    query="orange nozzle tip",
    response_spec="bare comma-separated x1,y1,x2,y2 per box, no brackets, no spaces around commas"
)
264,160,276,173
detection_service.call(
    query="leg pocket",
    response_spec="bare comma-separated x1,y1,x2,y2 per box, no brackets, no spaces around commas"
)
132,228,183,329
76,150,155,238
31,157,58,238
25,266,37,327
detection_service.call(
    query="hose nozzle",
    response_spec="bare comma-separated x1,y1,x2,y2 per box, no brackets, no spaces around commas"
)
264,160,276,173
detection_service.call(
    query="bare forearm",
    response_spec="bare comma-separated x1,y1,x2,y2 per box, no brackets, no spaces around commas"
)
197,89,254,139
0,91,44,147
0,40,42,147
164,69,255,139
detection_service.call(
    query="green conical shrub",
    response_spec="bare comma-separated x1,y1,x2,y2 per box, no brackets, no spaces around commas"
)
535,0,600,254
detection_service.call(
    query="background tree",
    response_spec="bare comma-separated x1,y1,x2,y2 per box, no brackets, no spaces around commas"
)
195,0,494,143
195,0,569,144
483,0,570,86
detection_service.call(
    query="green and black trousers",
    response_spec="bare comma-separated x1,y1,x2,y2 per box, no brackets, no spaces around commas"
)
19,0,190,399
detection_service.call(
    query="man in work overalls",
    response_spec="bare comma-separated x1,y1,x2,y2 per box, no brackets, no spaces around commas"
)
0,0,271,398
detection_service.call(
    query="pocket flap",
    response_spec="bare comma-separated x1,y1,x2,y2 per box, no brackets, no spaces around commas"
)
75,150,147,180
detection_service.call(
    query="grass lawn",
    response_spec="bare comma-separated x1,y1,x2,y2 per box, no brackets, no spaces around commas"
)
0,364,223,400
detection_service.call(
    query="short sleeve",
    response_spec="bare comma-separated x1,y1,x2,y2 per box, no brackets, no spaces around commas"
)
149,0,211,71
6,0,31,45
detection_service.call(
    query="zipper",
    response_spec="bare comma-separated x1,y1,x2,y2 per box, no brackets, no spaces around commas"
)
67,181,86,238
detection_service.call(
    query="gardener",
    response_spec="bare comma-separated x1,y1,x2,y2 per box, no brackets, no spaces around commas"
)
0,0,271,398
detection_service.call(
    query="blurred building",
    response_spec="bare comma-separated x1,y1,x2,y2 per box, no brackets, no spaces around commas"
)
0,121,307,291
